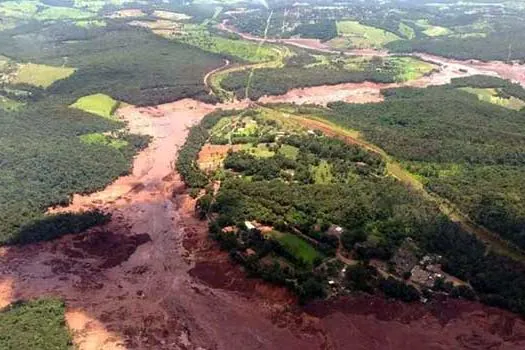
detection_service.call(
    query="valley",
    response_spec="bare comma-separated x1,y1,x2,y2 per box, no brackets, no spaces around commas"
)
2,1,525,349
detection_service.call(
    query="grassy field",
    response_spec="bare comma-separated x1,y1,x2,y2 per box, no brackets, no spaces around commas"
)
0,0,94,21
70,93,119,119
12,63,76,89
79,133,128,149
414,19,452,37
269,231,321,266
0,299,72,350
73,0,136,12
331,21,401,49
242,144,275,158
75,19,106,28
153,10,192,21
312,160,333,184
390,56,436,81
398,22,415,39
171,24,279,63
0,96,23,111
278,144,299,160
460,87,525,110
307,55,436,82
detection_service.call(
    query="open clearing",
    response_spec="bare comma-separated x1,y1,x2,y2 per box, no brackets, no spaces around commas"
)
11,63,75,88
153,10,191,21
0,1,94,21
165,24,279,64
460,87,525,110
79,133,128,149
70,93,119,119
330,21,401,49
414,19,452,37
268,231,322,266
0,95,23,111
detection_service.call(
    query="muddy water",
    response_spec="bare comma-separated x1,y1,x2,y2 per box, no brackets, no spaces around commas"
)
2,24,525,350
257,60,496,106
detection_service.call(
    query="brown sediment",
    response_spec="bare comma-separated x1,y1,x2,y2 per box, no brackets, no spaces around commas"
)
0,98,326,350
197,143,242,171
1,39,525,349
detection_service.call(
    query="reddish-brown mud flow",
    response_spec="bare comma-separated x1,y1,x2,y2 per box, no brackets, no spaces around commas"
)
2,29,525,349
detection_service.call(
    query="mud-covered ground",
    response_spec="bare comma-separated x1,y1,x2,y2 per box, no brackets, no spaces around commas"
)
1,49,525,348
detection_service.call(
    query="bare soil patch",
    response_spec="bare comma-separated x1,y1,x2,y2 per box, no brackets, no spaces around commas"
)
259,82,386,106
198,143,242,171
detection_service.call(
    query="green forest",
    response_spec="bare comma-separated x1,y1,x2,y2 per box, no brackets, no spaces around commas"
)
221,54,435,100
176,106,525,314
322,79,525,251
0,299,72,350
227,0,525,61
0,16,227,244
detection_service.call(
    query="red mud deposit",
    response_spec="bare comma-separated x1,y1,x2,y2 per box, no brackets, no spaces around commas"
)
1,64,525,349
197,143,242,171
303,296,525,350
259,82,386,106
0,98,326,350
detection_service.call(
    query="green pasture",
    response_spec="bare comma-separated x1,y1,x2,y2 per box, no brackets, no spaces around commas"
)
460,87,525,110
175,24,279,63
331,20,401,49
79,133,128,149
0,96,23,112
70,93,120,119
312,160,333,184
12,63,76,89
398,22,415,39
242,143,275,158
414,19,452,37
278,144,299,160
269,230,321,266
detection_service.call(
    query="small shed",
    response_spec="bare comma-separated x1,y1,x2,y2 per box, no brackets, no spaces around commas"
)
245,221,256,230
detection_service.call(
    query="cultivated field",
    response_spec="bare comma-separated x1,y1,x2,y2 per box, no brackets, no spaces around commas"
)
459,87,525,110
11,63,76,89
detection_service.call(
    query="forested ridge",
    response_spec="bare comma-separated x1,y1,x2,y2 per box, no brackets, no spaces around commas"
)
0,101,148,244
322,81,525,252
176,107,525,314
0,19,225,244
0,23,224,106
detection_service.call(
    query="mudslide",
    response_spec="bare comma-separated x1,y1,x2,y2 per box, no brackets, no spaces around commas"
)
1,97,525,349
2,24,525,349
219,20,525,90
1,99,324,349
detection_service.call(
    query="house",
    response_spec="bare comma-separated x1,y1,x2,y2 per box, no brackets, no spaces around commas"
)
245,221,256,230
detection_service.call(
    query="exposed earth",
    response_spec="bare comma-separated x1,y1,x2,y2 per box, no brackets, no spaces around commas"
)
2,27,525,349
